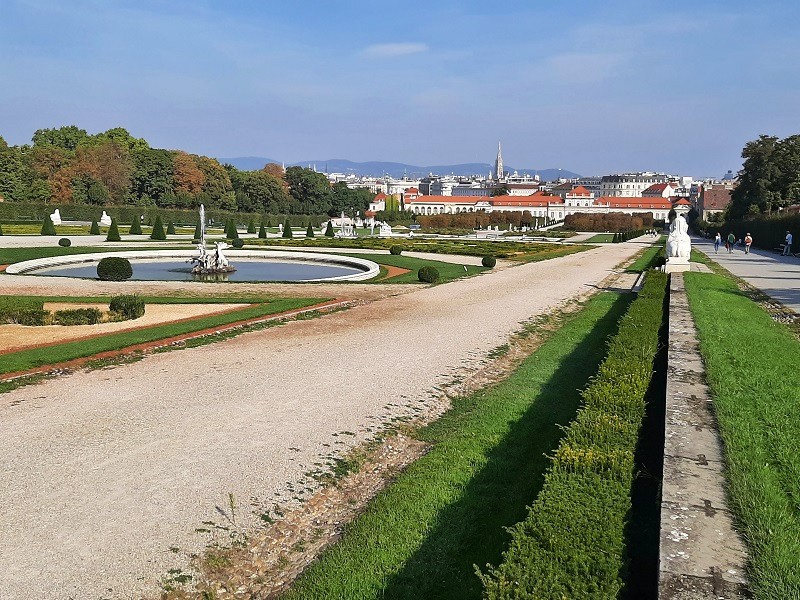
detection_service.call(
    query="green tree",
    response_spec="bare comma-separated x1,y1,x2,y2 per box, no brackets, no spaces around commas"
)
106,219,121,242
247,218,256,234
306,222,314,237
324,221,334,237
89,221,100,234
150,215,166,240
285,166,332,214
32,125,89,151
129,216,142,235
41,215,56,236
166,222,176,235
130,148,174,204
193,221,202,240
258,222,267,239
282,218,293,238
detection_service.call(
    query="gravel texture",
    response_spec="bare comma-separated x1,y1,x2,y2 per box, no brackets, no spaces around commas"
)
0,242,644,599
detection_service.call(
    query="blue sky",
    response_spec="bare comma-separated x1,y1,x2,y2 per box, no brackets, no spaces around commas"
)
1,0,798,177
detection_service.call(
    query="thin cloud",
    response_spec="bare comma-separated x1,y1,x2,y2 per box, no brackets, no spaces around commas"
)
361,42,429,58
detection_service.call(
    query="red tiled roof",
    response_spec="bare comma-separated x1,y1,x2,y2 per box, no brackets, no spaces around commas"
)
700,187,732,210
567,185,592,196
408,195,482,204
405,187,419,194
373,192,387,201
599,196,672,209
642,183,673,194
672,198,692,206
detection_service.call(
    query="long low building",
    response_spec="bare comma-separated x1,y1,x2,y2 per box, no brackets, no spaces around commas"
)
371,186,683,221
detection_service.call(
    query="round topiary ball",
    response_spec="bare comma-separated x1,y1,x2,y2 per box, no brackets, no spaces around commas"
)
58,237,72,247
418,266,440,283
232,238,244,248
389,245,403,256
481,255,496,268
97,256,133,281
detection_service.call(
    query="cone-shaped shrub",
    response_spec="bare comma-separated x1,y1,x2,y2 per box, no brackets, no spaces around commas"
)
282,219,293,238
226,219,240,239
150,215,166,240
41,215,56,236
166,221,176,235
194,221,202,240
247,219,256,234
129,217,142,235
306,222,314,238
89,220,100,234
106,219,121,242
258,223,267,239
324,221,335,237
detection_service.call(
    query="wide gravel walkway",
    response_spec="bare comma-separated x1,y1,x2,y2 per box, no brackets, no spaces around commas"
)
1,242,646,599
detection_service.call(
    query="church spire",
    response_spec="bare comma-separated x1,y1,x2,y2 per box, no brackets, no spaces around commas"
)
494,141,504,181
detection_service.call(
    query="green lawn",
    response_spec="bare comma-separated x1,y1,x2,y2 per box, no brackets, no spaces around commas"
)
0,296,324,376
584,233,616,243
284,291,632,600
684,272,800,598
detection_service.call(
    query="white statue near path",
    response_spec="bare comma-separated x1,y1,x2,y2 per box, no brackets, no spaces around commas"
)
666,213,691,259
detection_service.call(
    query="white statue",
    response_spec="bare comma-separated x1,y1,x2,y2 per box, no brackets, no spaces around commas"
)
100,211,112,226
214,241,230,269
379,221,392,236
50,208,62,226
666,213,691,259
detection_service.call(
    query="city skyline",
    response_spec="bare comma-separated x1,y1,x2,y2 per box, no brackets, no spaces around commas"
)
1,0,799,177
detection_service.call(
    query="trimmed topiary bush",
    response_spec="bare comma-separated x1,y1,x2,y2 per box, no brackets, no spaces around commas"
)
225,219,240,239
389,245,403,256
418,266,440,283
150,215,166,240
258,223,267,239
166,221,176,235
106,219,121,242
41,215,56,236
89,220,100,234
324,221,335,237
97,256,132,281
58,237,71,247
53,308,102,326
232,238,244,248
482,256,497,268
129,217,142,235
247,219,256,234
282,219,293,239
194,221,202,240
109,294,145,320
306,222,315,238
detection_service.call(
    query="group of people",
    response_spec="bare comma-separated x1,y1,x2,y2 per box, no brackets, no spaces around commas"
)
713,230,793,256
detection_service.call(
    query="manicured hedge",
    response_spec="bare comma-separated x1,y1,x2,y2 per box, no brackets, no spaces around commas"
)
232,238,244,248
41,215,56,236
97,256,132,281
53,308,102,326
418,265,440,283
106,219,121,242
58,238,71,247
389,244,403,255
481,270,667,599
109,294,145,320
150,215,166,240
482,255,497,268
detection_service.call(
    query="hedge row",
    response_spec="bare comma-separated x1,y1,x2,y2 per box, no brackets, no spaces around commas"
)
53,308,102,326
612,229,645,243
481,270,667,599
718,212,800,251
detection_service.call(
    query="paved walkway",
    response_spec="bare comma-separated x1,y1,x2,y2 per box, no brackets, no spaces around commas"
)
693,236,800,313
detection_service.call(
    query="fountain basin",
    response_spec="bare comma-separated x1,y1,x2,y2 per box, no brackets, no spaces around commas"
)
6,250,381,282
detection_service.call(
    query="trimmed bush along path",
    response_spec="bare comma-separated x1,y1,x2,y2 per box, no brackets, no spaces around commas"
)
0,242,650,599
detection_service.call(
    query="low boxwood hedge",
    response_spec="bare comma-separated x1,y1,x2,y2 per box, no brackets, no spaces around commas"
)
481,270,667,599
53,308,102,326
109,294,145,320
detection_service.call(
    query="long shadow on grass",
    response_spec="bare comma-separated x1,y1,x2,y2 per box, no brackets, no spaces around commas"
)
379,293,633,600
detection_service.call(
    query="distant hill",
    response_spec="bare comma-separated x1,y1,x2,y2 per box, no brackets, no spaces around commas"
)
218,157,580,181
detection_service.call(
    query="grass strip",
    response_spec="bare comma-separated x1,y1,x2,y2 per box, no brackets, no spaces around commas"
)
284,291,633,600
625,239,665,273
0,297,323,375
480,270,667,600
0,246,145,264
684,272,800,598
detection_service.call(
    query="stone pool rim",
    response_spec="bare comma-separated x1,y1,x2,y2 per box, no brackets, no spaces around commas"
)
5,250,381,282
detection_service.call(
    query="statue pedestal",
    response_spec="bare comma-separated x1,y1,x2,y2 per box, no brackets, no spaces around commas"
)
665,257,691,273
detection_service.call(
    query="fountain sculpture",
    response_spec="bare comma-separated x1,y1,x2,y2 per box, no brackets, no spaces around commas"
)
189,204,236,274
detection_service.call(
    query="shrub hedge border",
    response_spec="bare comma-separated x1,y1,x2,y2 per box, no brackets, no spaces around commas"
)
481,270,667,599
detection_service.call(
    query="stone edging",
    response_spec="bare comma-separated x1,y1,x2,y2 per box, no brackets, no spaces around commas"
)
658,273,751,599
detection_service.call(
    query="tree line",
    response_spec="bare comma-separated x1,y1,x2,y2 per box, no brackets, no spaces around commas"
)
0,126,373,216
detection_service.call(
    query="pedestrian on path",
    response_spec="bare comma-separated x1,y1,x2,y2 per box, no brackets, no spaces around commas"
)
727,232,736,253
714,232,721,253
784,231,793,255
744,233,753,254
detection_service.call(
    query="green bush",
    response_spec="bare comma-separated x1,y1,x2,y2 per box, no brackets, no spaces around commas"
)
247,218,256,234
106,219,121,242
282,219,293,238
0,306,49,326
225,219,240,239
0,222,3,235
166,221,176,235
306,222,315,238
129,217,142,235
53,308,102,326
191,239,200,244
97,256,133,281
325,221,335,237
109,294,145,320
481,271,667,599
89,220,100,234
194,221,202,240
232,238,244,248
418,266,440,283
258,223,267,239
58,237,71,247
150,215,166,240
482,255,496,268
41,215,56,236
389,245,403,255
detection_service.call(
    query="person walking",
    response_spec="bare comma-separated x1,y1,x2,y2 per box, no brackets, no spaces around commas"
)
744,233,753,254
727,232,736,253
784,231,793,255
714,232,721,253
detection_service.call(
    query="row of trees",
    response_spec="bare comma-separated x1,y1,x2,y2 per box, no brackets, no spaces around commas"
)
730,134,800,219
0,126,374,216
563,212,654,232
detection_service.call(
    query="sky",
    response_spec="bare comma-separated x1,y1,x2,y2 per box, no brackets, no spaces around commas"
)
1,0,799,177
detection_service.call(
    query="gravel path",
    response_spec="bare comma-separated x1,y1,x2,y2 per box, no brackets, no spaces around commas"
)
0,242,646,599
